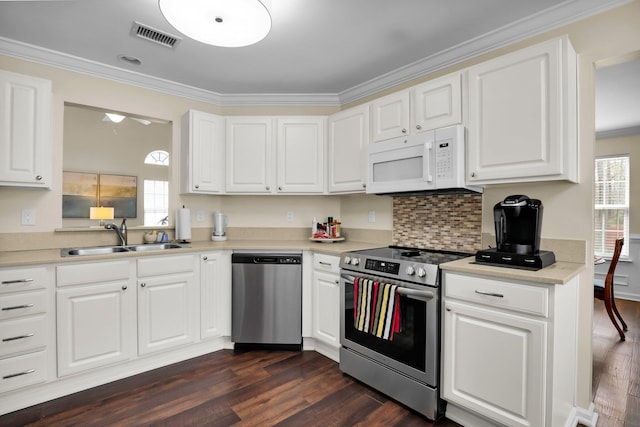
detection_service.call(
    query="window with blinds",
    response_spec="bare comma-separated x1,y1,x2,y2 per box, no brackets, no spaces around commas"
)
594,155,629,257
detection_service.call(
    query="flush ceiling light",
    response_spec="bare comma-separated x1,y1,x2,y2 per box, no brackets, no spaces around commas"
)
159,0,271,48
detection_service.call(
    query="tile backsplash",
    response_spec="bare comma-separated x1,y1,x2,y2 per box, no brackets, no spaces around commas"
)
392,193,483,253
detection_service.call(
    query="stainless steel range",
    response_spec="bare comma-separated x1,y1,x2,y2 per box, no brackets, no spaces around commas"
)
339,246,469,420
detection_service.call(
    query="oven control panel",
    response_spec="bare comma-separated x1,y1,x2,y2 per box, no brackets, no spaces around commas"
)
365,259,400,275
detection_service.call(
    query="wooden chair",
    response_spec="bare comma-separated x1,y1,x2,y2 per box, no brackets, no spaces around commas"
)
594,238,627,341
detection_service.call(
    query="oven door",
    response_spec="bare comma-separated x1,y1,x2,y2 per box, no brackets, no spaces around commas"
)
340,272,440,386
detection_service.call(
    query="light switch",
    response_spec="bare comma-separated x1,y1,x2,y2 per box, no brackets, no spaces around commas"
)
286,211,294,222
196,210,205,222
21,208,35,226
368,210,376,223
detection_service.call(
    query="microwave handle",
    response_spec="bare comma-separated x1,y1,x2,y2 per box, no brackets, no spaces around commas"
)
423,141,433,182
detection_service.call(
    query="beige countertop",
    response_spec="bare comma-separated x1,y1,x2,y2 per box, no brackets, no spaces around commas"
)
441,256,585,285
0,239,383,267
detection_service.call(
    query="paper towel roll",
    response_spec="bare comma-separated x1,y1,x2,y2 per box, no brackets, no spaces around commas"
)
175,207,192,242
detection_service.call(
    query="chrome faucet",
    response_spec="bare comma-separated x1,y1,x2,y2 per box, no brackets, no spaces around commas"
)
105,218,127,246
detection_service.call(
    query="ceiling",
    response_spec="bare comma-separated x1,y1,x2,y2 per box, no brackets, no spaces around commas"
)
0,0,637,133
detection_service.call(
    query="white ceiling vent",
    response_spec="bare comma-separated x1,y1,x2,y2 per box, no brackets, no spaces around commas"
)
131,21,181,48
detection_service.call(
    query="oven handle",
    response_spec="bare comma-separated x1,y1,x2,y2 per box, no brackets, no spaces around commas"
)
340,274,435,300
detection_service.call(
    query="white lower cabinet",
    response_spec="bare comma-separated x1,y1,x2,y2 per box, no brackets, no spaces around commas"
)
0,266,54,392
442,271,578,427
312,253,340,361
137,255,198,355
56,260,136,376
200,251,231,340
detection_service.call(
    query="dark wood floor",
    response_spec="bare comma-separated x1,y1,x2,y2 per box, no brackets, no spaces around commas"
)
591,298,640,426
3,298,638,427
0,348,461,426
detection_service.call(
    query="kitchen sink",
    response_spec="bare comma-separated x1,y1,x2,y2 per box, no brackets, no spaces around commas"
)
126,243,183,252
61,243,187,257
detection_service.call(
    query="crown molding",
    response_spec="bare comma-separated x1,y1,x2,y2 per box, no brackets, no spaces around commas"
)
596,125,640,140
0,0,631,107
338,0,632,104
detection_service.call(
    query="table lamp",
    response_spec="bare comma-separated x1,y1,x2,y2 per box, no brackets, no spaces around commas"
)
90,206,114,227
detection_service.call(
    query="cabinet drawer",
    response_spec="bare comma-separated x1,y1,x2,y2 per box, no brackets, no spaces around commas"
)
444,273,549,317
0,267,48,294
57,261,131,287
314,254,340,273
0,350,48,393
137,254,195,277
0,315,47,357
0,290,47,321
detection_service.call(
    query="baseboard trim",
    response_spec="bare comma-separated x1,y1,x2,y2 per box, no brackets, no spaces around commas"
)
567,403,598,427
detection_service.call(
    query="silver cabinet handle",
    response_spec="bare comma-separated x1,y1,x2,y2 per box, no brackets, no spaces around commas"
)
266,186,270,191
35,175,42,181
2,278,34,285
401,128,407,133
416,125,422,130
319,261,332,266
2,304,34,311
471,172,476,178
122,285,127,290
194,184,199,189
203,256,208,261
475,290,504,298
3,369,35,380
140,283,146,288
3,333,35,342
334,280,339,285
278,186,282,191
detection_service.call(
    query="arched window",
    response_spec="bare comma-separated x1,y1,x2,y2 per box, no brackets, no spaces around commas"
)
144,150,169,166
143,150,169,226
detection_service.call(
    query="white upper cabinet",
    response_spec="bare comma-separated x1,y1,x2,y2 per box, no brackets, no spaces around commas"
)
466,36,577,184
226,116,325,194
180,110,225,194
371,72,462,142
0,70,52,188
327,105,369,193
371,91,411,142
277,117,325,193
225,117,274,193
412,73,462,132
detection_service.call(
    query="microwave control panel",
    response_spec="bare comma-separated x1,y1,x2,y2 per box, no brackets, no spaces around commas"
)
436,141,453,180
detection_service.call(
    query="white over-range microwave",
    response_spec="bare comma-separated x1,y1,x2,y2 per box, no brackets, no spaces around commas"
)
365,124,482,195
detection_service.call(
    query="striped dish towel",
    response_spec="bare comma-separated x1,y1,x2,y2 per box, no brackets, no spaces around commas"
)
353,277,401,340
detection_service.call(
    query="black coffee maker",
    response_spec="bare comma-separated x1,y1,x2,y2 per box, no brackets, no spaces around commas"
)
475,195,555,269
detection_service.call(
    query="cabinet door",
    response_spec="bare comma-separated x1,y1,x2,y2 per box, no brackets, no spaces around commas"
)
312,270,340,348
327,105,369,193
442,300,546,427
277,117,325,193
0,70,52,188
57,281,136,376
137,271,197,355
466,37,577,184
412,73,461,132
180,110,225,194
200,251,231,340
226,117,273,193
371,91,410,142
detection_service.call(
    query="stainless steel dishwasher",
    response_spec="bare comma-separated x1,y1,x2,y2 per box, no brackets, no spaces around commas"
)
231,252,302,350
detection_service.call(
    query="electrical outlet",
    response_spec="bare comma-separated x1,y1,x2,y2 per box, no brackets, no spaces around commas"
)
21,208,35,226
196,210,205,222
368,210,376,223
286,211,294,222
